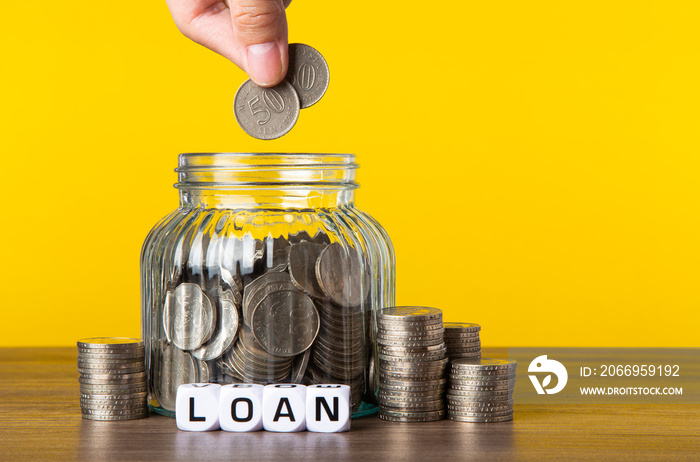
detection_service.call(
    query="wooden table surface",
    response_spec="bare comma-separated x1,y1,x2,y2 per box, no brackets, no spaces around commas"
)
1,348,697,461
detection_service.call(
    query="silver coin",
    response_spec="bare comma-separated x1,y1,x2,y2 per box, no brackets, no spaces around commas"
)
378,409,445,422
446,387,513,396
81,411,149,421
451,358,517,370
316,243,366,307
379,343,447,354
236,327,290,364
378,391,445,402
290,349,311,383
377,353,446,363
380,372,445,381
77,362,144,372
79,377,147,385
78,358,146,371
446,404,514,414
377,330,444,342
78,369,146,379
77,349,145,358
378,319,444,330
446,397,514,406
451,368,516,377
81,407,150,416
377,306,443,322
447,346,482,354
368,352,376,395
444,332,481,340
450,378,516,387
155,342,198,411
443,322,481,332
77,338,144,349
233,79,300,140
80,384,148,394
251,289,319,357
380,356,448,368
450,382,515,391
78,367,144,376
450,354,483,360
242,272,294,324
380,402,445,413
379,383,446,394
377,338,445,348
163,283,216,351
449,414,513,423
286,43,329,108
78,352,145,361
192,287,240,361
80,402,148,412
288,241,326,299
80,392,147,401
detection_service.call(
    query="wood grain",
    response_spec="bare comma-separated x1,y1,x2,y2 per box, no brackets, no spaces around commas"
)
0,348,697,461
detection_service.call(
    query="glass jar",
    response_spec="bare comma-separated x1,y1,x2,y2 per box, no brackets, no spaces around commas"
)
141,153,395,417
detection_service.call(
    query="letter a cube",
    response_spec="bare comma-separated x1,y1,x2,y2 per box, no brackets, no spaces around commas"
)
262,384,307,432
176,383,221,431
219,384,264,432
305,384,351,433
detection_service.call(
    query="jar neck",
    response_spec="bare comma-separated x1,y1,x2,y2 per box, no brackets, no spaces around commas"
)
175,153,358,209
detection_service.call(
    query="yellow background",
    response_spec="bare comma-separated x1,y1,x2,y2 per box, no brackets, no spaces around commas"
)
1,1,698,347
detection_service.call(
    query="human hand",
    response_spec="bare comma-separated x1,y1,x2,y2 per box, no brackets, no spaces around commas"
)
165,0,292,87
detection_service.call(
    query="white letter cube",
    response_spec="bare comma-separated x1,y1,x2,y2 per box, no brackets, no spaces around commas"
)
262,384,307,432
305,384,351,433
176,383,221,431
219,384,264,432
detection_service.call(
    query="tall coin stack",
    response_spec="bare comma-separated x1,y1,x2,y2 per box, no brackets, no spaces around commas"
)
444,322,481,360
376,307,448,422
78,338,149,421
446,358,516,423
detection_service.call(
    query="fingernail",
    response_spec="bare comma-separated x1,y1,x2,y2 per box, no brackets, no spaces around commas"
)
246,42,283,86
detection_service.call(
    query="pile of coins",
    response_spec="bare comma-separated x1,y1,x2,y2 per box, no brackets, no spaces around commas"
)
444,322,481,360
376,307,448,422
156,231,369,413
446,358,516,423
78,338,148,421
234,43,329,140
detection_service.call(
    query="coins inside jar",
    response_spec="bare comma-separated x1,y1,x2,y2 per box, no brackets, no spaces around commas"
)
153,230,371,414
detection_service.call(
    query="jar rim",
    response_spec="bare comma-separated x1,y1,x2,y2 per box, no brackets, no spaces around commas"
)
176,153,357,171
175,153,359,191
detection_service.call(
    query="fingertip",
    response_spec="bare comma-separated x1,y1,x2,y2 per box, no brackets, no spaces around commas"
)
246,41,287,87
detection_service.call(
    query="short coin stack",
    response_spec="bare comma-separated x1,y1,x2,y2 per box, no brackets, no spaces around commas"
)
376,307,448,422
447,358,516,423
78,338,149,421
444,322,481,360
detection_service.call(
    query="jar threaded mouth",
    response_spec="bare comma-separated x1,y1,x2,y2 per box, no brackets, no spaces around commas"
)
175,153,358,190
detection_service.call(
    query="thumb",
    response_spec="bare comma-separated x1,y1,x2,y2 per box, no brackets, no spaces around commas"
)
230,0,288,87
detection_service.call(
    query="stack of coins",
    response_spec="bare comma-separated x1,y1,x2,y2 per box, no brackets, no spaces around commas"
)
78,338,149,421
376,307,448,422
447,358,516,423
444,322,481,360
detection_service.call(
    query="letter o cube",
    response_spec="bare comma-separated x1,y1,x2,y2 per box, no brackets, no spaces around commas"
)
176,383,221,431
262,384,307,432
219,384,264,432
306,384,351,433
